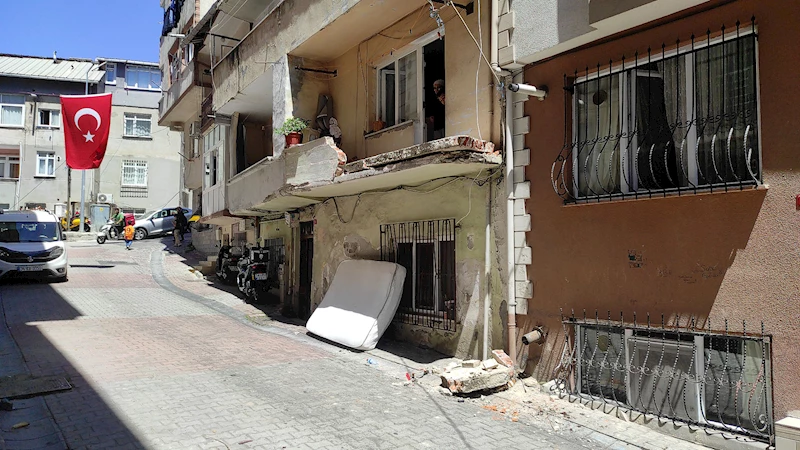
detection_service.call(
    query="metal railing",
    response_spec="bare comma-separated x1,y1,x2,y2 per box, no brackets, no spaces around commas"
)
380,219,457,331
552,310,774,444
551,19,761,203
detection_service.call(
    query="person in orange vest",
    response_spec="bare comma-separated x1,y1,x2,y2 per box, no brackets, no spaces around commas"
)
124,220,135,250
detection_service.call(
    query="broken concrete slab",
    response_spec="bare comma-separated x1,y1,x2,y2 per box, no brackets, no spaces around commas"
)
481,359,500,370
492,349,514,368
462,359,481,368
440,366,514,394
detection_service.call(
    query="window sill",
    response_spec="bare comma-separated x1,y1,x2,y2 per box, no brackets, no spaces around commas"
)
124,87,161,93
122,135,153,140
563,183,768,207
0,124,24,130
36,126,60,130
365,120,414,139
34,175,56,179
0,178,19,182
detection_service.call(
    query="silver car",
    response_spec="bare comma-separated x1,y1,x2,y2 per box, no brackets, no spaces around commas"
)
133,207,193,240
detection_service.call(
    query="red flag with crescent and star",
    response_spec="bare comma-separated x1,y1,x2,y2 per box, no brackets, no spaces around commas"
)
60,93,113,169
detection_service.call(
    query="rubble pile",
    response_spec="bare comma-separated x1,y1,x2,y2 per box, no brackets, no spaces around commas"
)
438,350,516,395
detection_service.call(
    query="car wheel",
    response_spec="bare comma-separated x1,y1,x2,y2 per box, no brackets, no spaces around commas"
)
96,236,106,244
134,228,147,240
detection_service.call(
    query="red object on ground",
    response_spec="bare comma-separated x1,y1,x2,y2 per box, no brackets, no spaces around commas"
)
60,93,113,169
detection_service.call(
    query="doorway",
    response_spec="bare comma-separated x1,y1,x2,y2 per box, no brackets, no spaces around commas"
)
298,221,314,319
423,38,445,142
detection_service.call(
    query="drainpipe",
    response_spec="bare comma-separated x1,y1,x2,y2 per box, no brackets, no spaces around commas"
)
504,76,517,365
483,175,492,360
490,0,500,72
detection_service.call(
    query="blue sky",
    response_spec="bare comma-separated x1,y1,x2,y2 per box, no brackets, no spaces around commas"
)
1,1,164,62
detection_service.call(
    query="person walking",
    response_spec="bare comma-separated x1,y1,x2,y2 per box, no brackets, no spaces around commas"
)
124,220,135,250
174,208,188,247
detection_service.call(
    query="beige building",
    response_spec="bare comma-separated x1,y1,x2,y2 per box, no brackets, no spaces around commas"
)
161,0,516,358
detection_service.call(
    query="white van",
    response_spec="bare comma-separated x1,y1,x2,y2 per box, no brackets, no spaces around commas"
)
0,210,68,282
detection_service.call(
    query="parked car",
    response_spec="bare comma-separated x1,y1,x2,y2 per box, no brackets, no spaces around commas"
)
0,210,68,282
132,207,193,240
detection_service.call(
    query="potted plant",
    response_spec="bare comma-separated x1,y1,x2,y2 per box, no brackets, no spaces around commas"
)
276,116,308,147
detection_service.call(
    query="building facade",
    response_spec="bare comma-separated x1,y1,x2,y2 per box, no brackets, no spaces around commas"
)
0,54,181,221
503,0,799,445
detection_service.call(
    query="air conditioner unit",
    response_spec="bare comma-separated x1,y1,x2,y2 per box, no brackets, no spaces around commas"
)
97,193,113,203
189,121,201,138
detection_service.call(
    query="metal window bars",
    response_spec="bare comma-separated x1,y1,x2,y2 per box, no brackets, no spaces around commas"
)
379,219,457,331
551,19,760,204
551,310,774,444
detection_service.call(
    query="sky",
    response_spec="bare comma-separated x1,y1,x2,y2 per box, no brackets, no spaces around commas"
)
1,1,164,63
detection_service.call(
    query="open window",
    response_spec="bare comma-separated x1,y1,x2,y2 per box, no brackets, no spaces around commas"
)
375,31,445,144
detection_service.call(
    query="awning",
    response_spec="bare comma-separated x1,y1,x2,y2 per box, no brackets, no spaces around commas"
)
198,209,241,226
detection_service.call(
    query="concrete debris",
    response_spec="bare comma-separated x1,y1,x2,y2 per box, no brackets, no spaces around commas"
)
445,361,461,372
0,398,12,411
491,349,514,368
462,359,481,368
481,359,499,370
440,366,514,394
522,377,539,388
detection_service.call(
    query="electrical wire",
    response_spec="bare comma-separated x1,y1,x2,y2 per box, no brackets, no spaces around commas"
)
456,168,484,225
449,1,501,84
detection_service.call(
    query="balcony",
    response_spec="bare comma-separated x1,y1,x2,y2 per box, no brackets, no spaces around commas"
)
158,61,208,128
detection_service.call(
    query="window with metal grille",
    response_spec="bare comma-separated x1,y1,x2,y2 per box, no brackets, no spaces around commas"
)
552,22,760,203
557,316,774,442
121,160,147,187
380,219,456,331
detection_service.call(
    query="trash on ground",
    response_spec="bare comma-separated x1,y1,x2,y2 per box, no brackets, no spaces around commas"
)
366,358,378,365
11,421,29,429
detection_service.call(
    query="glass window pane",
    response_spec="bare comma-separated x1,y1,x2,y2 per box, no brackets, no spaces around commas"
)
38,157,46,175
52,110,60,126
150,70,161,89
1,105,23,125
2,95,24,104
0,163,4,177
106,64,116,83
380,64,396,127
10,163,19,178
576,75,621,197
125,117,135,136
398,52,418,122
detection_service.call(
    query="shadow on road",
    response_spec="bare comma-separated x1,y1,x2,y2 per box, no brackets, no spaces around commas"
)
0,278,145,448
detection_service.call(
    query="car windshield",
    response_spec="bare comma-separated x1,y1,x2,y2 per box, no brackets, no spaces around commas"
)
0,222,60,242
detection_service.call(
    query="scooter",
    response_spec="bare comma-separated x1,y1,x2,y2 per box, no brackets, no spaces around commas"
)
236,246,272,304
215,245,241,284
61,213,92,232
96,220,122,244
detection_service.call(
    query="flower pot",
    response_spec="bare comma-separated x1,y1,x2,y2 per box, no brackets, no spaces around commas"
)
285,132,303,147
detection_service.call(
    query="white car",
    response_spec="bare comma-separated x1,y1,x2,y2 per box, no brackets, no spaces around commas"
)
0,210,68,282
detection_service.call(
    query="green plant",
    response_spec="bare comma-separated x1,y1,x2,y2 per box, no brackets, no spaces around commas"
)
276,117,308,135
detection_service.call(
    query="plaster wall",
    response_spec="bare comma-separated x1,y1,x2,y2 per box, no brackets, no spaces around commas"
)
520,0,800,418
309,177,506,358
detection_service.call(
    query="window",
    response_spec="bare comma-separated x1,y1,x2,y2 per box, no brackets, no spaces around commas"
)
380,218,456,331
36,152,56,177
124,113,152,137
0,155,20,178
121,160,148,187
0,94,24,127
375,31,445,143
562,319,773,441
37,109,60,128
203,125,225,188
560,30,759,202
125,65,161,90
105,63,117,84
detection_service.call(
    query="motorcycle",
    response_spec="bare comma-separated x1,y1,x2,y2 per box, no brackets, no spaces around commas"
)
236,246,273,304
96,220,122,244
215,245,242,284
61,214,92,232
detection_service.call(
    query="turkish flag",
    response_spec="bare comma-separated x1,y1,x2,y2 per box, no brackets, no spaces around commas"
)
61,93,112,169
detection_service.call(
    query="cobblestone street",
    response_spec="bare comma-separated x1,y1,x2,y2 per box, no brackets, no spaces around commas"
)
0,239,711,450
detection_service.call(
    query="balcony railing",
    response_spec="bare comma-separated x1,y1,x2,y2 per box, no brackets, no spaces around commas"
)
159,61,198,120
201,93,214,131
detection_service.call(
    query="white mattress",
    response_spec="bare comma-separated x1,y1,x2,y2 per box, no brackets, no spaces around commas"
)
306,259,406,350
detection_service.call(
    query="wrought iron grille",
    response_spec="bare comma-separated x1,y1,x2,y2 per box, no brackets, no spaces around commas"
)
552,311,774,444
380,219,457,331
552,19,760,203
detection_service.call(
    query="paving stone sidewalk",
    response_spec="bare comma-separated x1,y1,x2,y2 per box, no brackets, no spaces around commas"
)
0,239,717,449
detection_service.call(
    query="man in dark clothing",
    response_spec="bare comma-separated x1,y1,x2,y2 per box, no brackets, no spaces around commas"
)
174,208,188,247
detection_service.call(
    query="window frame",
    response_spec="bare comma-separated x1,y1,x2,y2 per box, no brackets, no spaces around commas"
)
374,29,444,145
37,108,61,128
394,235,455,313
570,26,761,200
125,65,162,90
0,94,25,128
121,160,148,187
123,112,152,138
0,155,20,179
35,152,56,178
105,62,117,85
